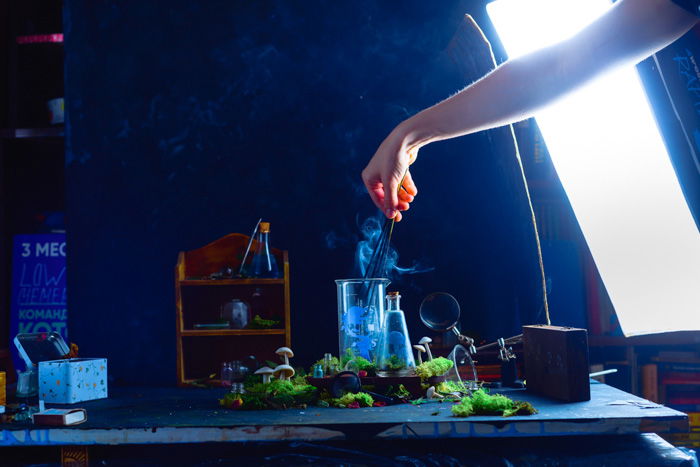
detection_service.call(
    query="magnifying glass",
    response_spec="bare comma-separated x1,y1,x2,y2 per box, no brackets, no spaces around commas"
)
330,371,397,405
419,292,476,354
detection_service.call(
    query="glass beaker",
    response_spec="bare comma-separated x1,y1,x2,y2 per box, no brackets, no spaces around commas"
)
336,278,390,364
376,291,416,376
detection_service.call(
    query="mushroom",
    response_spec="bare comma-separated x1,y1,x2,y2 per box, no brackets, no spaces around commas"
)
426,386,444,399
273,364,295,381
276,347,294,366
418,337,433,361
413,344,426,365
255,366,274,384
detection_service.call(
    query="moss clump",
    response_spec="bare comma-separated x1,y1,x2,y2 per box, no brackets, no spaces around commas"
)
451,398,474,417
451,389,538,418
247,315,282,329
379,354,407,372
415,357,453,380
291,374,309,386
339,349,377,376
436,380,469,396
332,392,374,408
388,384,411,399
220,379,317,410
470,389,513,414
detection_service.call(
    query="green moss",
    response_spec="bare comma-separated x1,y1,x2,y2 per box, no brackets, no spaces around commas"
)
451,389,537,418
338,349,377,376
332,392,374,408
503,401,538,417
415,357,453,380
247,315,282,329
436,380,468,395
470,389,513,414
380,354,406,371
451,398,474,417
291,374,309,386
388,384,411,399
220,378,317,410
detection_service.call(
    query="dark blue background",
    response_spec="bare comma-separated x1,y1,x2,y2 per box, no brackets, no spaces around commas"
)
64,0,578,385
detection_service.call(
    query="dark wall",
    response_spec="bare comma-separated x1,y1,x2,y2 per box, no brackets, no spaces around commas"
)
65,0,551,384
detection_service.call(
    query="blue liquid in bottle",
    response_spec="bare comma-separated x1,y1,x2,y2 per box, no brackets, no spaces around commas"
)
249,222,280,278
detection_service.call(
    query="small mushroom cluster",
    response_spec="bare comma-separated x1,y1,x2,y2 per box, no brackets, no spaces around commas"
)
413,337,433,364
254,347,295,383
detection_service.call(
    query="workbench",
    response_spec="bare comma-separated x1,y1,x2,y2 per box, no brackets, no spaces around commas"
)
0,381,694,466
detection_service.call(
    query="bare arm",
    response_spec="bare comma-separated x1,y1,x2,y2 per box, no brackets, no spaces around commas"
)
363,0,699,220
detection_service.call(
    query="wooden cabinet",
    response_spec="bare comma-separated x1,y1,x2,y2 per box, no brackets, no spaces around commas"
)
174,233,290,386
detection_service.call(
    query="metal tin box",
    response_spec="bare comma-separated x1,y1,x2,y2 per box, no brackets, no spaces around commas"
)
14,332,108,404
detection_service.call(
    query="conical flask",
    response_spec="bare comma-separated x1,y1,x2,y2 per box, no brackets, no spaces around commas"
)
248,222,280,278
376,291,415,377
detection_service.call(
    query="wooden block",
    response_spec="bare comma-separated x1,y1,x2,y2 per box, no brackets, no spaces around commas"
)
523,325,590,402
641,364,659,402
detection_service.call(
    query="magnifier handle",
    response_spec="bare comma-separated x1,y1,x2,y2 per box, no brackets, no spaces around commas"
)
454,330,474,346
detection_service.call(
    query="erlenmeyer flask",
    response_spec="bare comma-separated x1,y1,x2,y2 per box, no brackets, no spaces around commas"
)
376,291,416,377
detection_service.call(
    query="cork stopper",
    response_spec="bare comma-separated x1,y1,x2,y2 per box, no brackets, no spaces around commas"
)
259,222,270,233
387,291,400,297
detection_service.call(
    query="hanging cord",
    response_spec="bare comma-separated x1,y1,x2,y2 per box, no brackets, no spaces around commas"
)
509,126,550,326
460,14,550,325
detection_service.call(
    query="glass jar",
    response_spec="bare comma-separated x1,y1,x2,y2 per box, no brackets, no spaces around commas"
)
336,278,390,365
220,299,251,329
229,360,249,383
376,291,416,377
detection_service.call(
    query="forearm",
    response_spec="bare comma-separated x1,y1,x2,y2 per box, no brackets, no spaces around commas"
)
397,0,698,152
400,46,576,148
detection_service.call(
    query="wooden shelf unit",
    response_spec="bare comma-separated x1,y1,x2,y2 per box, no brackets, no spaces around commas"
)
175,233,291,386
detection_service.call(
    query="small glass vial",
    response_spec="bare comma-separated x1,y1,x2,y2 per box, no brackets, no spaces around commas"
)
220,362,233,386
312,364,324,378
323,353,333,376
376,291,416,377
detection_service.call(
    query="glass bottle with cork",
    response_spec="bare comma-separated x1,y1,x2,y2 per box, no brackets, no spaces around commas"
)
376,291,416,377
248,221,280,278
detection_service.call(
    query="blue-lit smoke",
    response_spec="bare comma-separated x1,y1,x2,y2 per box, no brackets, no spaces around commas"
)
354,215,434,279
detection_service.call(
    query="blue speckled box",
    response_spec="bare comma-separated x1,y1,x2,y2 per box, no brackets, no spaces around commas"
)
39,358,108,404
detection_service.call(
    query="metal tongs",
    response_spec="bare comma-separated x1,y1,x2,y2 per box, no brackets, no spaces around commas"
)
237,218,262,276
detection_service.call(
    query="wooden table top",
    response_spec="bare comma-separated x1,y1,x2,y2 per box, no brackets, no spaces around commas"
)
0,380,688,446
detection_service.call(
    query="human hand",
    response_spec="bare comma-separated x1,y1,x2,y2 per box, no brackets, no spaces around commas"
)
362,128,419,222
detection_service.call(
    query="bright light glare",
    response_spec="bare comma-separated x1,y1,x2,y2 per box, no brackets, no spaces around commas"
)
488,0,700,335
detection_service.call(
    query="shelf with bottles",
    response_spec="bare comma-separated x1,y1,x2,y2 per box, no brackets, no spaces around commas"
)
179,283,286,332
175,231,290,386
180,335,284,383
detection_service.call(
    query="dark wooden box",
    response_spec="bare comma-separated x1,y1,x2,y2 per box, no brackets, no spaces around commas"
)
523,325,590,402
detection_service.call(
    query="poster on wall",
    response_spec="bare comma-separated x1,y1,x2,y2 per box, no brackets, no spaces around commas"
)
9,233,67,372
